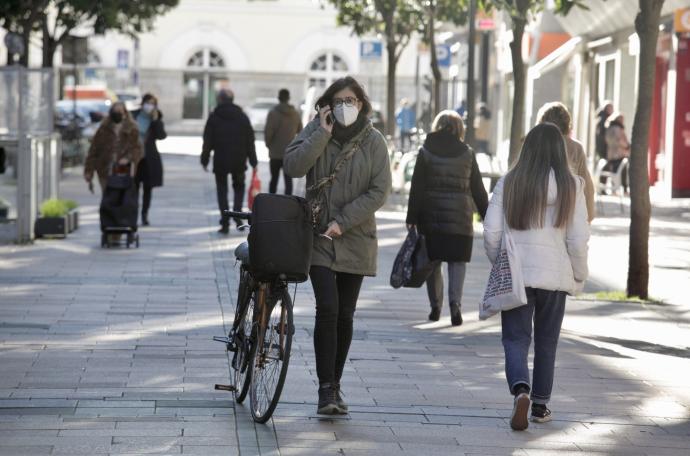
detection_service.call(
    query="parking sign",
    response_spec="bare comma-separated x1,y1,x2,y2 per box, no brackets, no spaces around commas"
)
360,41,382,60
436,45,451,67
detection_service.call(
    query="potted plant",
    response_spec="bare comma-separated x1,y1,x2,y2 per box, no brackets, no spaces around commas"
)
63,199,79,232
0,197,9,221
35,199,68,238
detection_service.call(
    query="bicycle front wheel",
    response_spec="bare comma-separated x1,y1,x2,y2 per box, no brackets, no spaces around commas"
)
249,287,293,423
233,273,255,404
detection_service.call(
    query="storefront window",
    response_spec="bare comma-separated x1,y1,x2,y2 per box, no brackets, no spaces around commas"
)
183,49,228,119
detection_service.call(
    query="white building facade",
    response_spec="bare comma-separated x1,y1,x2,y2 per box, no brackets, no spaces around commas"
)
63,0,424,125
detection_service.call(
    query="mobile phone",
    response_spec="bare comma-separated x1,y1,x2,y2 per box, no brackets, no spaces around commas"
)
326,112,334,125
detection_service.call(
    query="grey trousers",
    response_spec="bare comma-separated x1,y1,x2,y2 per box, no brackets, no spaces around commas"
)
426,262,467,309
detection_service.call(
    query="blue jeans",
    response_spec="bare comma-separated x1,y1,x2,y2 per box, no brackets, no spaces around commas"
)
501,287,566,405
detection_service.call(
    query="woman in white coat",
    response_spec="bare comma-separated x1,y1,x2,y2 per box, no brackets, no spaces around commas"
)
483,123,590,431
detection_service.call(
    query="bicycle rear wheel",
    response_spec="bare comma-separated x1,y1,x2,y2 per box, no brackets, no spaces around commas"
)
249,286,293,423
232,272,255,404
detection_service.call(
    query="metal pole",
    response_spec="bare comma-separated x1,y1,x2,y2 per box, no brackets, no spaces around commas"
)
466,0,477,146
16,64,35,243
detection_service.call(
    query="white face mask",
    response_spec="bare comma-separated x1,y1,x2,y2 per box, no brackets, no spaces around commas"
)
333,104,359,127
142,103,155,114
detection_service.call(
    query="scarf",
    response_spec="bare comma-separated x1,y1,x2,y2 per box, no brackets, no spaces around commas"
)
331,111,369,145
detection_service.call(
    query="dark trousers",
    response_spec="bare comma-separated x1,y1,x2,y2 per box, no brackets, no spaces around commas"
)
138,183,152,220
501,287,566,404
215,171,245,227
400,131,413,152
309,266,364,385
269,159,292,195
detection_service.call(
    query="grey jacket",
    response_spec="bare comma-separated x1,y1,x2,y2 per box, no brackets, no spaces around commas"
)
284,117,392,276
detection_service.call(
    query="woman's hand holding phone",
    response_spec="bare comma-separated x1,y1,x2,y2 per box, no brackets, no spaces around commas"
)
319,105,334,134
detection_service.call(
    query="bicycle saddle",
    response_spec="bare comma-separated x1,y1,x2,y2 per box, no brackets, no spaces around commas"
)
234,241,250,265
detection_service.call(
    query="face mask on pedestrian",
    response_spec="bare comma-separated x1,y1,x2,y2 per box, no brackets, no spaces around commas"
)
110,112,123,123
333,104,359,127
142,103,155,115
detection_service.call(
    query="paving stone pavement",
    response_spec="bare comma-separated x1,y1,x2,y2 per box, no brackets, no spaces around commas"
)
0,153,688,455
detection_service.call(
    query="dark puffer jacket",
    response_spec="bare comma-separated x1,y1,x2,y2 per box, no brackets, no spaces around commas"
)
201,102,257,174
406,130,488,262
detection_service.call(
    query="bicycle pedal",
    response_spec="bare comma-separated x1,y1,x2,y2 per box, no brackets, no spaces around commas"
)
212,336,231,344
214,384,236,392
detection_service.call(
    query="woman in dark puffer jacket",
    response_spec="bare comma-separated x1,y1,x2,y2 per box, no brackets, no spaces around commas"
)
406,110,488,325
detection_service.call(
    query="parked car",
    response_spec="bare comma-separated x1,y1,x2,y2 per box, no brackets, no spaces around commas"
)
55,99,111,165
246,98,276,132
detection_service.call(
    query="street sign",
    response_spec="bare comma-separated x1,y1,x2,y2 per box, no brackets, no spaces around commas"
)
117,49,129,69
675,8,690,33
360,41,382,60
436,44,451,67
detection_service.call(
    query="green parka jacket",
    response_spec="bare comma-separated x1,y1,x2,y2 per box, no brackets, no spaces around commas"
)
284,117,391,276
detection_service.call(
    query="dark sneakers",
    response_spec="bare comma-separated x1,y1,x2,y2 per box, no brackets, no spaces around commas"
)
428,307,441,321
317,383,340,415
334,383,348,414
450,302,463,326
531,404,552,423
510,392,531,431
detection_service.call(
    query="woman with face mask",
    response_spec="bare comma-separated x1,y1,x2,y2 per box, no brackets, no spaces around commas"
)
133,93,167,225
284,77,392,415
84,102,142,191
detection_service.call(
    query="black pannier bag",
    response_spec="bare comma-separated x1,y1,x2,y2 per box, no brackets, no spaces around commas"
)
248,193,313,282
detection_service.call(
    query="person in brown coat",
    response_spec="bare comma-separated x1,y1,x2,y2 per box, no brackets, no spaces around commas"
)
264,88,302,194
536,102,595,222
84,102,143,192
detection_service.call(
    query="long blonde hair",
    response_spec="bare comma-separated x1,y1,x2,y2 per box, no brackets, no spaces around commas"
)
504,123,576,230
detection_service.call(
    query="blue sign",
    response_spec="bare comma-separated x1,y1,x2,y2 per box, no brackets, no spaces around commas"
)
117,49,129,69
436,44,451,67
360,41,382,60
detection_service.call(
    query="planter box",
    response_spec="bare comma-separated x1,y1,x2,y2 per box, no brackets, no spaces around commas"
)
67,209,79,232
35,216,68,238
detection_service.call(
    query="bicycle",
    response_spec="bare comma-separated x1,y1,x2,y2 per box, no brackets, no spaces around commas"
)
213,210,294,423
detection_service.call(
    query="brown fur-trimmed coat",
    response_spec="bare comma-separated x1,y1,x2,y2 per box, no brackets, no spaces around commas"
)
84,117,143,185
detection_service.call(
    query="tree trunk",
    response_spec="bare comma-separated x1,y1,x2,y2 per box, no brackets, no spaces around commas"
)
466,0,477,146
429,3,442,117
41,16,57,68
386,41,398,137
627,0,664,299
508,1,529,166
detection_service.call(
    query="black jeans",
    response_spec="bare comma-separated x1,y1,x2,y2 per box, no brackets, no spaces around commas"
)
309,266,363,385
138,183,152,220
215,171,245,226
269,159,292,195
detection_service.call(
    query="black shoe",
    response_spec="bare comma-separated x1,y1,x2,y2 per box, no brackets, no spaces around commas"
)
218,226,229,234
450,302,463,326
317,383,339,415
142,216,149,226
428,307,441,321
510,392,530,431
531,404,552,423
334,383,348,414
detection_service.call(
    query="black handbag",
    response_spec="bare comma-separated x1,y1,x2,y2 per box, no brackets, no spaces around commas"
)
390,228,439,289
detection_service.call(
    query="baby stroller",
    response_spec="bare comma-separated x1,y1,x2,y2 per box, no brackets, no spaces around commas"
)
100,162,140,248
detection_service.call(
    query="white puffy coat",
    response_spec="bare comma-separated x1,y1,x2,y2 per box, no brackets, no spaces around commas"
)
483,171,590,295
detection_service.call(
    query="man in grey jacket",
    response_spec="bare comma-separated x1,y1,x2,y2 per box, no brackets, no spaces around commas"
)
264,89,302,195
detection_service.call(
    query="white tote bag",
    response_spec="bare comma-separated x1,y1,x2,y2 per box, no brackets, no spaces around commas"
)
479,225,528,320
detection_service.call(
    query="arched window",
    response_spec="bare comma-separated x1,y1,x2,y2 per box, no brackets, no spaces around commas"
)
308,51,349,89
183,48,228,119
